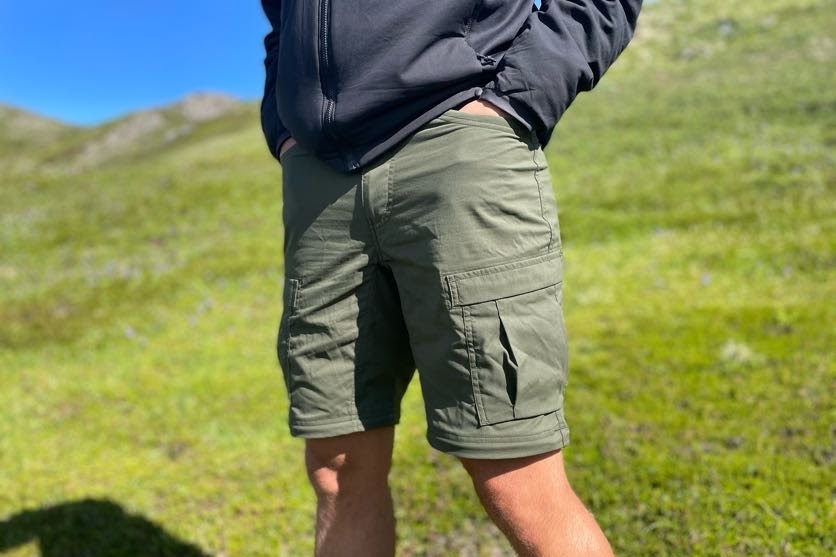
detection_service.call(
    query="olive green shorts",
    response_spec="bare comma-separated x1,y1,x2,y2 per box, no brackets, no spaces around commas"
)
276,107,570,459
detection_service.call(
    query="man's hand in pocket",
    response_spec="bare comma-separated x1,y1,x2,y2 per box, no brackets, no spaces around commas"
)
279,136,297,160
455,98,511,119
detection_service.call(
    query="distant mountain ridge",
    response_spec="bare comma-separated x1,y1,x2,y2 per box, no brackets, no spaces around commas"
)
0,93,252,175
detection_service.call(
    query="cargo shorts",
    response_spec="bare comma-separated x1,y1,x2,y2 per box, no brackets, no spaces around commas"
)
276,106,570,459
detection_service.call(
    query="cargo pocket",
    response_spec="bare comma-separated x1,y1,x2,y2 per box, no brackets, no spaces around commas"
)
443,250,568,426
277,277,301,392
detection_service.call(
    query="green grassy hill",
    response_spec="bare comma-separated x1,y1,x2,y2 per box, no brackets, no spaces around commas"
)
0,93,249,177
1,0,833,555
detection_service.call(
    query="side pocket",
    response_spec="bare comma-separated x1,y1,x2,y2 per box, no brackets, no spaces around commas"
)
443,250,567,426
277,277,301,392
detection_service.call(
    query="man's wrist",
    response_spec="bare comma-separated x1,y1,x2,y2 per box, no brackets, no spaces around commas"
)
277,134,295,159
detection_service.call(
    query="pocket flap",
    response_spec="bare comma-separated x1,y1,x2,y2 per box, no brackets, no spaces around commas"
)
444,250,563,307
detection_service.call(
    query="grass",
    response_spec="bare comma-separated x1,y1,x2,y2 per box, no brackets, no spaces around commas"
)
1,0,833,555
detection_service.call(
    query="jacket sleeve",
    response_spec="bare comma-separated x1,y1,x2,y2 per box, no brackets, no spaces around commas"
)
481,0,643,148
260,0,292,162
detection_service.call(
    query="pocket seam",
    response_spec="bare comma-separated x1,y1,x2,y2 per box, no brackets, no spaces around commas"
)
471,283,566,426
279,277,302,390
443,250,563,309
462,304,488,424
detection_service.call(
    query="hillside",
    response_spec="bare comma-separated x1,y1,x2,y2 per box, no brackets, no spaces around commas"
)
0,105,75,174
1,0,833,555
0,93,249,175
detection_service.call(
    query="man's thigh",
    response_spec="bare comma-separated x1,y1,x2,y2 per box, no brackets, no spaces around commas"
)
381,108,571,460
278,145,416,439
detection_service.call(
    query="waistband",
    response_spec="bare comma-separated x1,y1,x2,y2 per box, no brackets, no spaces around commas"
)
433,108,536,146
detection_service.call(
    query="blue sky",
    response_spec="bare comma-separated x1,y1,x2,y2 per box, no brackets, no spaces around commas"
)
0,1,271,125
0,1,541,126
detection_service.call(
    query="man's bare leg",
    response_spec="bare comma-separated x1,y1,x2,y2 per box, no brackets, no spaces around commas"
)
460,449,614,557
305,427,396,557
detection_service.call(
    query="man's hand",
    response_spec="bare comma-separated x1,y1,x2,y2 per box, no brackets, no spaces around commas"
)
279,136,297,160
455,98,511,119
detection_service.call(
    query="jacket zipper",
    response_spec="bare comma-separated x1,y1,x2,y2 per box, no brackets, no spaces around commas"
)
318,0,359,170
318,0,334,134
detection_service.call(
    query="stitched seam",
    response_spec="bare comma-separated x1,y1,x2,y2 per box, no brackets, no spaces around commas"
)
441,275,454,309
428,420,569,442
291,413,398,429
446,249,562,282
290,278,300,309
463,304,487,424
533,150,554,252
462,1,481,51
361,172,386,260
449,276,458,308
451,277,460,307
383,158,394,226
286,280,301,393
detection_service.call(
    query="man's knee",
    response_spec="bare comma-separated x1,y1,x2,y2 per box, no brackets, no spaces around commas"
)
305,427,394,500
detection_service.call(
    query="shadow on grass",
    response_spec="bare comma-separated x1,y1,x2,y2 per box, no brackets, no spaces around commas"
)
0,498,211,557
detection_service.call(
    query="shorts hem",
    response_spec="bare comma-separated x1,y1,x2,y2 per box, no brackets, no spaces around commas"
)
426,424,571,460
289,413,399,439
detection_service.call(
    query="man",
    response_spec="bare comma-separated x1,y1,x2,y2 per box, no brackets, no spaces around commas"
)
260,1,642,555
